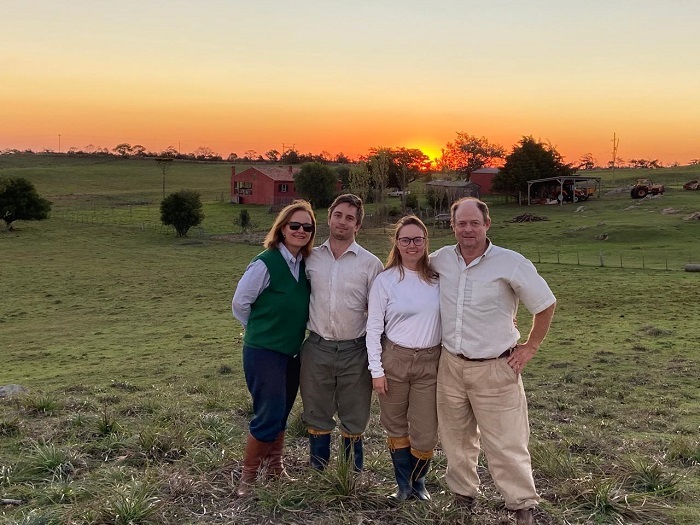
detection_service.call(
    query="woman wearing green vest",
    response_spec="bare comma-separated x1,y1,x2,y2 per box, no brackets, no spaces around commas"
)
232,200,316,497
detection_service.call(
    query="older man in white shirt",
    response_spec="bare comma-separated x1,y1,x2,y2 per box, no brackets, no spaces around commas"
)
300,194,383,472
430,197,556,525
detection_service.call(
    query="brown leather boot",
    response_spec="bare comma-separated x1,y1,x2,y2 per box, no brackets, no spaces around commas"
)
236,433,272,497
265,431,289,479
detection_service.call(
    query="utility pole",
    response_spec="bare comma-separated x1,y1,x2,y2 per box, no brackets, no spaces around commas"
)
611,133,620,182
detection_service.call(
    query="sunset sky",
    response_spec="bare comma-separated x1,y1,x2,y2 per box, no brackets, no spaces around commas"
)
2,1,699,165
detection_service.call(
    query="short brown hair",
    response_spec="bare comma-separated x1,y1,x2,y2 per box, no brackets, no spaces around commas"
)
329,193,364,226
263,200,316,258
450,197,490,225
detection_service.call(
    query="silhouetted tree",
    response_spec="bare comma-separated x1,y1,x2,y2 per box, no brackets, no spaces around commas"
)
492,136,574,196
578,153,597,170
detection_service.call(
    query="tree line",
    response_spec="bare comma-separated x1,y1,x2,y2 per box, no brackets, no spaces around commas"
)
2,133,689,172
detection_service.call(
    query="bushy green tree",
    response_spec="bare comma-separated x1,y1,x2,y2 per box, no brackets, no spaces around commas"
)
349,164,372,203
234,209,254,233
160,189,204,237
0,177,51,231
492,136,575,196
293,162,337,207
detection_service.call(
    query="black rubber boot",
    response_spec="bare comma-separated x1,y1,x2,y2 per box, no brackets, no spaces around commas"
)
343,435,363,472
388,447,414,501
411,455,431,500
309,433,331,471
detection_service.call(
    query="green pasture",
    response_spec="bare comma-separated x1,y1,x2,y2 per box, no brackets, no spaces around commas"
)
0,155,699,524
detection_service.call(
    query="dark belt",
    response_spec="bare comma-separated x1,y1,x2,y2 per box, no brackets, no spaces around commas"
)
307,331,366,346
454,347,515,362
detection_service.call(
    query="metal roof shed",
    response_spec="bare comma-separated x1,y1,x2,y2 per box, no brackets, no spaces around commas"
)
526,176,603,205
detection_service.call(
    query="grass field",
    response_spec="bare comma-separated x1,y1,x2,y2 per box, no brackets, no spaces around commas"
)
1,155,699,524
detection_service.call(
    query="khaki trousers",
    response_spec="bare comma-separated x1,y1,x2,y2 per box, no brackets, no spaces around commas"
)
436,349,539,510
379,339,440,454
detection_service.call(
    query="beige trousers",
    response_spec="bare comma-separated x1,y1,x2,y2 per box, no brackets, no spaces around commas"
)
379,339,441,454
436,349,539,510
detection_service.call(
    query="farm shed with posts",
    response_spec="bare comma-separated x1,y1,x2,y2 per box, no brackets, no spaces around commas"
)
526,176,602,205
230,165,302,206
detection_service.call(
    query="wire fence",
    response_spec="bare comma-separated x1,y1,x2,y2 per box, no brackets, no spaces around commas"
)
49,209,212,237
513,247,696,272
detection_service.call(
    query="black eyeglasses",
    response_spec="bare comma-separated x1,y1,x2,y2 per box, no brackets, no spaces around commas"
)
397,236,425,247
287,222,314,233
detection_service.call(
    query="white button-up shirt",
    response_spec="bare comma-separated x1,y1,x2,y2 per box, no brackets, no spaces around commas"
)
305,239,383,341
430,241,556,359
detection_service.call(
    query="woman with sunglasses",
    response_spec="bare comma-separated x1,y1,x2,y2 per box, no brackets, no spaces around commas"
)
232,200,316,497
366,215,441,501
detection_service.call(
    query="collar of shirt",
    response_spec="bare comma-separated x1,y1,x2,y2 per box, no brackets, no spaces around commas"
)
278,242,301,264
319,238,360,258
277,242,302,280
453,239,493,269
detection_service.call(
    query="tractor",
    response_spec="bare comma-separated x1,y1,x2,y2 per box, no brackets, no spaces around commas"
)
631,179,664,199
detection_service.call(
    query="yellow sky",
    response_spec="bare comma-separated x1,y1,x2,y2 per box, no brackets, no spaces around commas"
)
2,1,700,164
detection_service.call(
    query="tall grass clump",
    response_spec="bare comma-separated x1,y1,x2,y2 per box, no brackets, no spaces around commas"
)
569,476,670,524
100,481,161,525
20,394,61,416
624,457,682,497
20,442,82,482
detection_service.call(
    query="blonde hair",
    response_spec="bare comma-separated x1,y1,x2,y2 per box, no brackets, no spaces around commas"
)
263,200,316,258
384,215,436,283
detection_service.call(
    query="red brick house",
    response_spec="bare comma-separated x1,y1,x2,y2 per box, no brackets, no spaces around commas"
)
230,165,301,205
469,167,500,195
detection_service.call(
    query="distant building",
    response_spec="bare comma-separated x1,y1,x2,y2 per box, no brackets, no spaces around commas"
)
469,167,500,195
230,165,301,206
426,179,482,203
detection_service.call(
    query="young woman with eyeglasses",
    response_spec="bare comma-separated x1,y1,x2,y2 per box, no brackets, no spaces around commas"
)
366,215,441,501
232,200,316,497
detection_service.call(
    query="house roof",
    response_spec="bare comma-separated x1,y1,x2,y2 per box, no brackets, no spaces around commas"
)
240,166,301,181
426,180,479,188
471,167,499,174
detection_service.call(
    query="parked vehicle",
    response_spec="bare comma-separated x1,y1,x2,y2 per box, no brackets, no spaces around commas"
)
631,179,665,199
388,189,411,197
559,181,594,202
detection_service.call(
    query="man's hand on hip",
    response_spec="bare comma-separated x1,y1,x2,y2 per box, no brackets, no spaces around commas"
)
507,343,537,375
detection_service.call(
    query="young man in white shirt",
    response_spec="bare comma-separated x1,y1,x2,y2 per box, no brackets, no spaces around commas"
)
300,194,383,471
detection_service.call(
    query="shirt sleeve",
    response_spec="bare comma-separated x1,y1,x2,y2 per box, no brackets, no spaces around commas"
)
232,259,270,327
510,259,556,314
366,273,389,378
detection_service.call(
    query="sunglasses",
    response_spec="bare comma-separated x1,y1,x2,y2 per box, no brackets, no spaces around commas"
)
287,221,314,233
397,236,425,247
